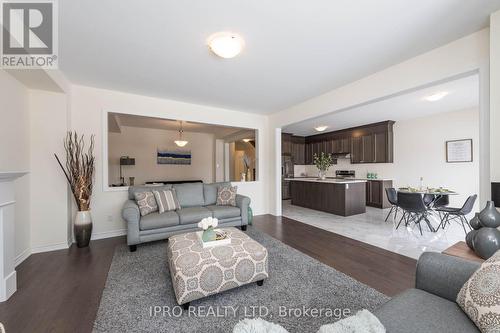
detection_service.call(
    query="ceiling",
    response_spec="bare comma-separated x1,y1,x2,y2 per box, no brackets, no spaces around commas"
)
283,74,479,136
60,1,500,114
108,113,255,140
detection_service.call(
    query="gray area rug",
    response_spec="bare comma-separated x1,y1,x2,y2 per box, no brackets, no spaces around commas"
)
94,227,389,333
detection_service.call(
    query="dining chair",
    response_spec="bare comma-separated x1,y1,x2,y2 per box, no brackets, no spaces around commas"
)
423,194,435,207
396,192,434,235
384,188,398,222
435,194,477,234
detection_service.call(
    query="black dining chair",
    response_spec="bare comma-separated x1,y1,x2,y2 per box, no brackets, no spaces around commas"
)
435,195,477,234
384,188,399,222
396,192,434,235
433,195,449,208
423,194,435,207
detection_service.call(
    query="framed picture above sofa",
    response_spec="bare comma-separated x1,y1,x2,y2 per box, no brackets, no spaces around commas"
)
157,149,192,165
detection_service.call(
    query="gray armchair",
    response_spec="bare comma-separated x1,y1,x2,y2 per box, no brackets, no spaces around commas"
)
122,182,251,251
375,252,480,333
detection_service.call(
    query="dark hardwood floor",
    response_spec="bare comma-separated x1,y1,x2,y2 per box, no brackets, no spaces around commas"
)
253,215,416,296
0,215,416,333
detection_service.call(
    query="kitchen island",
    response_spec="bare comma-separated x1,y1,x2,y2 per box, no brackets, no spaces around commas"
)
286,178,367,216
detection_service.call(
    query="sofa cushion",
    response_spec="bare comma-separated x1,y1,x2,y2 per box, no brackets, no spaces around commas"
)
457,250,500,333
216,185,238,206
173,183,205,208
153,189,181,213
129,184,172,200
177,207,213,225
203,182,231,206
139,211,179,231
206,205,241,220
134,191,158,216
375,288,479,333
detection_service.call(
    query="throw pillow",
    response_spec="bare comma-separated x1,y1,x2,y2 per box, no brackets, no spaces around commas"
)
216,185,237,206
134,191,158,216
153,189,180,214
457,250,500,333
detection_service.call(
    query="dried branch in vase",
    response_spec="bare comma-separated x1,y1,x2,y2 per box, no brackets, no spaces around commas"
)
54,132,95,211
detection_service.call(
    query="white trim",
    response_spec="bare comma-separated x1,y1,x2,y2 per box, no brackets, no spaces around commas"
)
102,109,110,192
14,248,31,267
0,201,15,208
31,242,69,254
91,229,127,240
101,109,262,192
275,128,282,216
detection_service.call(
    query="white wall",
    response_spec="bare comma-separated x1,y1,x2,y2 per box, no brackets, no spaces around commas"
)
108,126,215,185
299,108,480,210
70,85,270,239
270,29,490,214
491,11,500,182
0,70,30,265
29,90,70,252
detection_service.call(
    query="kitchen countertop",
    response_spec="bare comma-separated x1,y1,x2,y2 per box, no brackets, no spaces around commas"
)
284,177,367,184
290,176,393,181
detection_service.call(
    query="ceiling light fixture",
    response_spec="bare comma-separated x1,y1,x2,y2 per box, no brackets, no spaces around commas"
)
174,121,188,147
314,126,328,132
208,32,244,59
423,91,449,102
243,138,252,142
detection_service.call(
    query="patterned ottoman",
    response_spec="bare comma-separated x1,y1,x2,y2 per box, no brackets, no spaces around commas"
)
167,227,268,307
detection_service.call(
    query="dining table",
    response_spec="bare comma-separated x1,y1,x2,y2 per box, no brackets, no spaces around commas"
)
397,188,458,207
397,188,459,230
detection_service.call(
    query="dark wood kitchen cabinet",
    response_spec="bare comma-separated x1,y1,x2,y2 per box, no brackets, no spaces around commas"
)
291,136,305,165
374,132,390,163
290,180,366,216
366,180,393,208
361,134,374,163
282,133,292,155
351,137,362,163
290,121,394,165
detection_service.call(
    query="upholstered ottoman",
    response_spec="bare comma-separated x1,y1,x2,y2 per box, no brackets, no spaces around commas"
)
167,227,268,308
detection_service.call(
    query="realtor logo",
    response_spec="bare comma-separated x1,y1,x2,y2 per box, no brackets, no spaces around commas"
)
1,0,58,68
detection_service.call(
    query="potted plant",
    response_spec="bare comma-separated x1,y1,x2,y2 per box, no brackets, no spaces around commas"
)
313,152,333,180
55,132,95,248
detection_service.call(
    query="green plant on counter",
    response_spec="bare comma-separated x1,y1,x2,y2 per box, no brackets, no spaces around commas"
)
313,152,333,172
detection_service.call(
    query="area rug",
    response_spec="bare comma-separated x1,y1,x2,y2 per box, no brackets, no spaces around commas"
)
93,227,389,333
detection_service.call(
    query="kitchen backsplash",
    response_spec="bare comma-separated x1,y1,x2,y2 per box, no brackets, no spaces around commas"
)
294,158,391,179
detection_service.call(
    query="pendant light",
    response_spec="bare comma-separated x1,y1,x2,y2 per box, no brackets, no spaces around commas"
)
174,121,188,147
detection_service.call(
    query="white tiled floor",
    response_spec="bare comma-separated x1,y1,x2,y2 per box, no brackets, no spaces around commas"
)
282,200,467,259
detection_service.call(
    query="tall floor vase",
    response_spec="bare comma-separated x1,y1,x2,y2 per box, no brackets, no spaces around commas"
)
75,210,93,248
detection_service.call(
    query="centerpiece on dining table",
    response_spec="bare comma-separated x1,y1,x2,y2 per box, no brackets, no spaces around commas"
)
398,186,454,194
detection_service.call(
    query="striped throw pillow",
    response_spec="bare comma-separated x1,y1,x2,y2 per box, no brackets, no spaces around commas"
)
153,189,181,213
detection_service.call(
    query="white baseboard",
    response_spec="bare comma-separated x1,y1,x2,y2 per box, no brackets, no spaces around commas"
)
91,229,127,240
14,231,126,262
31,242,69,254
14,248,31,267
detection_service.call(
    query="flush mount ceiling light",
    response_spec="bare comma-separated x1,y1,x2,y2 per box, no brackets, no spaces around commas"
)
423,91,449,102
174,121,188,147
314,126,328,132
207,32,244,59
243,138,252,142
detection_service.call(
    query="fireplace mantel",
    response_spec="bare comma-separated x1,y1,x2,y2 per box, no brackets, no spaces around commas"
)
0,171,28,302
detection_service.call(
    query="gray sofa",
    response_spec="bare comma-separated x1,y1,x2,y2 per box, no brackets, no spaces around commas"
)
122,182,251,251
375,252,480,333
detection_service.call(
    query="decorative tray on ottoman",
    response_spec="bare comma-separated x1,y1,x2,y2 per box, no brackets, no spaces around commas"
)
196,229,231,248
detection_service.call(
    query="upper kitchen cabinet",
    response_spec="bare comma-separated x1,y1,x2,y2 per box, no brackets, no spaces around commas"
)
291,136,306,165
350,121,394,164
289,120,394,165
282,133,293,155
